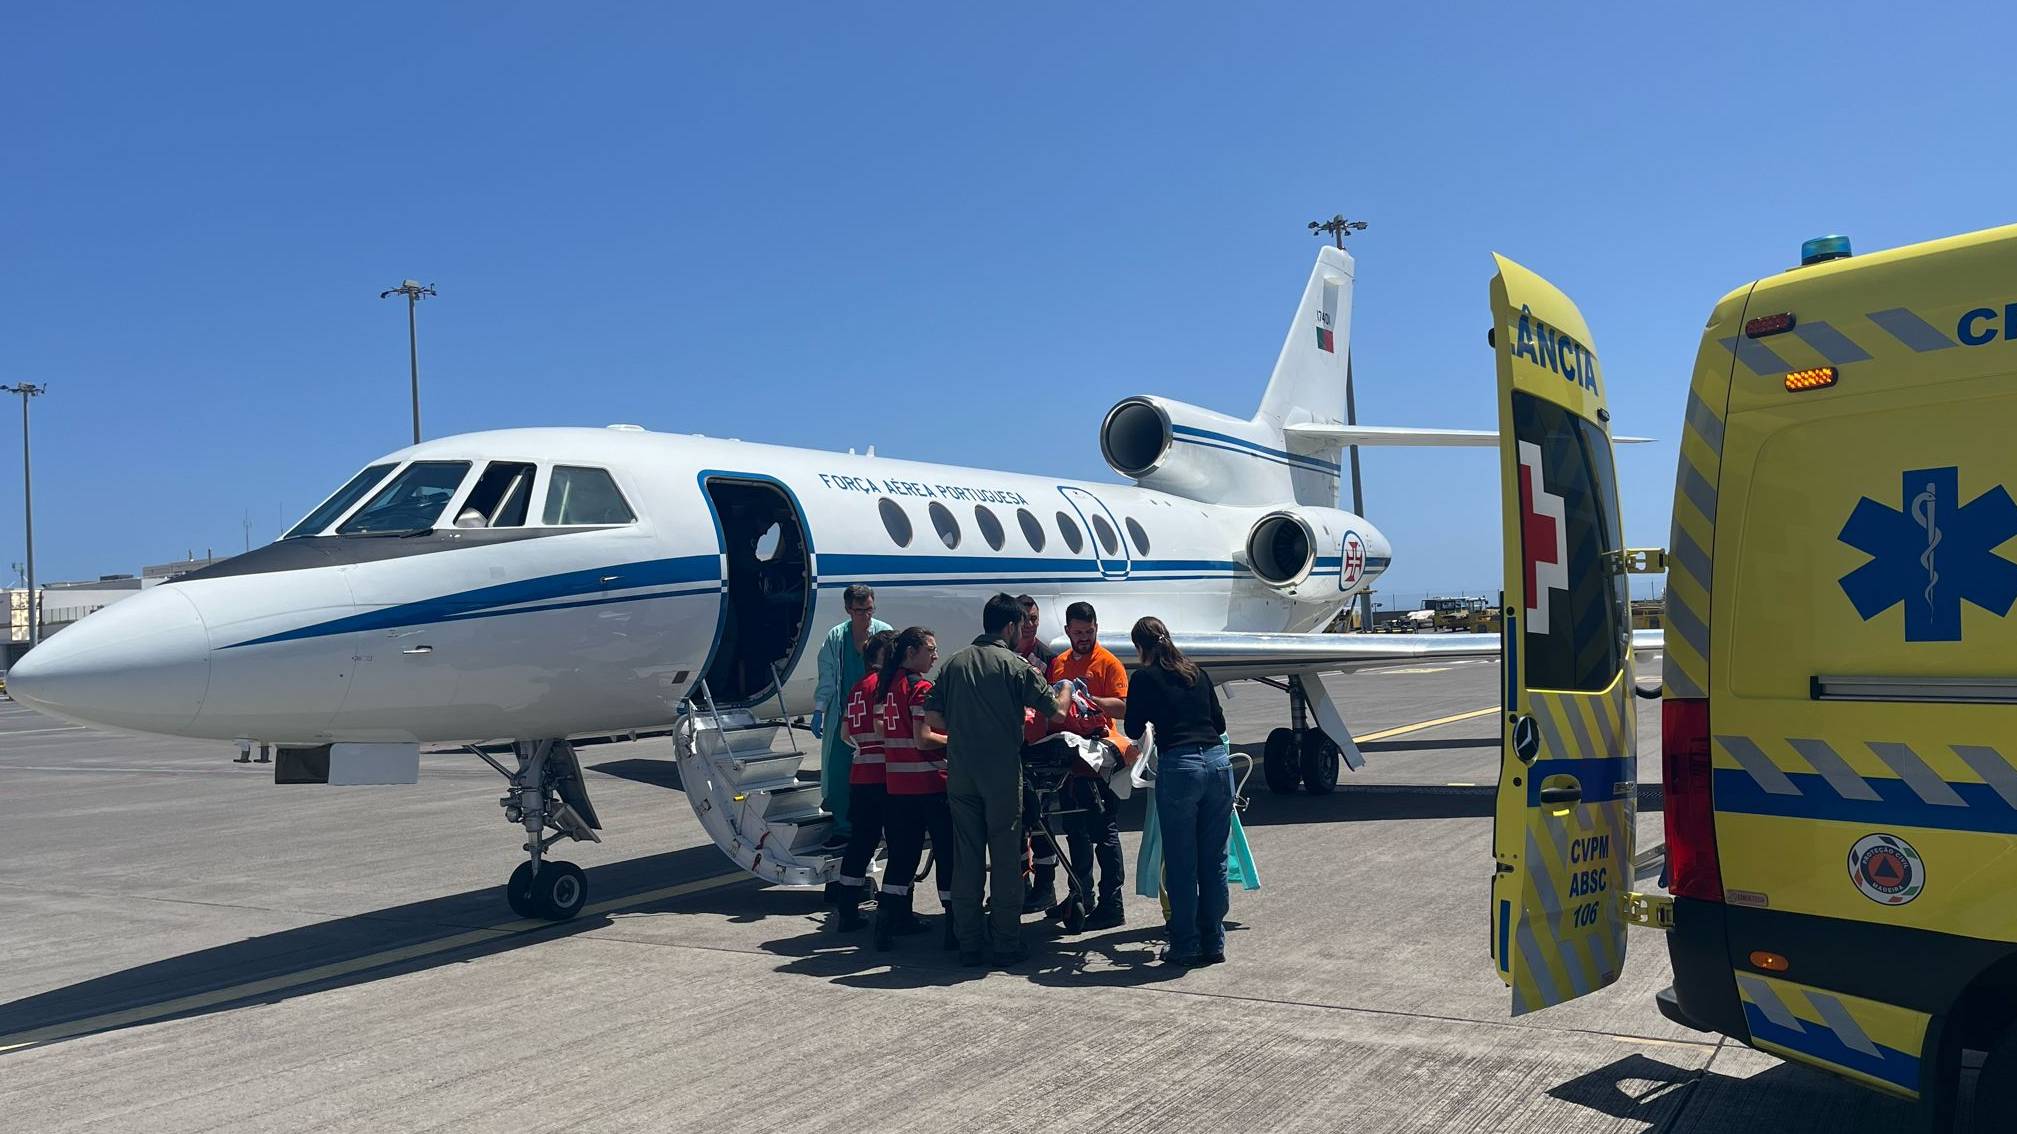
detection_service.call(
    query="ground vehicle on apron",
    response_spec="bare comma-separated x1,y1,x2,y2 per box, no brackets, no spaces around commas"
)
1494,226,2017,1129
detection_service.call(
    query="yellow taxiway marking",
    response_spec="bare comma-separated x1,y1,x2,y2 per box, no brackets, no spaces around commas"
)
1354,706,1498,744
0,868,751,1054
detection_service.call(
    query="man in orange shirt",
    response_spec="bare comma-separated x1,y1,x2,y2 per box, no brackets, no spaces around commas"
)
1049,601,1130,929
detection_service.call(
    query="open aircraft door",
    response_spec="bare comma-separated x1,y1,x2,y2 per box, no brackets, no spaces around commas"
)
1486,256,1639,1016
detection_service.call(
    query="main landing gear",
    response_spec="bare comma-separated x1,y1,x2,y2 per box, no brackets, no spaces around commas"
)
469,739,604,920
1261,676,1342,795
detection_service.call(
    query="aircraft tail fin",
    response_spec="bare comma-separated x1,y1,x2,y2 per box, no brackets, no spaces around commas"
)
1255,245,1355,432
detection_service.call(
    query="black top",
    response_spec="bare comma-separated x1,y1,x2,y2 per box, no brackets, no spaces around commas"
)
1123,664,1226,752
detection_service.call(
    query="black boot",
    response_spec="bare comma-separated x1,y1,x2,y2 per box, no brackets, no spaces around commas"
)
873,893,902,950
1086,894,1126,930
835,888,867,933
941,909,959,950
892,887,930,936
1022,864,1057,914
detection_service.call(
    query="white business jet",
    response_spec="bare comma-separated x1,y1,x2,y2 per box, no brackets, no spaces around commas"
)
7,245,1634,919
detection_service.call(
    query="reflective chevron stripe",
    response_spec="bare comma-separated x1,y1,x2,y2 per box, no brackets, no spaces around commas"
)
1665,381,1725,699
1736,973,1925,1097
1866,307,1957,353
1714,736,2017,835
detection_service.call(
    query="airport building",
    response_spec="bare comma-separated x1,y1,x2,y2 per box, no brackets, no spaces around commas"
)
3,555,222,669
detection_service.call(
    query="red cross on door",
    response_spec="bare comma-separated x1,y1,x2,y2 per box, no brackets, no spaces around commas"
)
1518,440,1569,634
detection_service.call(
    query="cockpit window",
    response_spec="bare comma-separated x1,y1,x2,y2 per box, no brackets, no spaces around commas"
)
453,461,536,529
285,463,396,538
337,461,472,534
543,466,635,525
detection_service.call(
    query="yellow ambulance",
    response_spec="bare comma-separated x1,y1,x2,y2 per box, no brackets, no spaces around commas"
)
1488,225,2017,1129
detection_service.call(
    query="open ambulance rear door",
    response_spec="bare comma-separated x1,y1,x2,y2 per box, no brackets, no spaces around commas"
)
1486,255,1642,1015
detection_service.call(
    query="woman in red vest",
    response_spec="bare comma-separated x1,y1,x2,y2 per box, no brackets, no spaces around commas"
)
833,630,898,932
874,626,952,950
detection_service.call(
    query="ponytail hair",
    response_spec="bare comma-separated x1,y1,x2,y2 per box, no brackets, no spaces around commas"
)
862,629,899,676
880,626,935,707
1130,615,1199,687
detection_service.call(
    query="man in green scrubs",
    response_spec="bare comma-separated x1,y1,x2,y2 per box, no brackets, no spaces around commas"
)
813,584,890,850
926,593,1061,966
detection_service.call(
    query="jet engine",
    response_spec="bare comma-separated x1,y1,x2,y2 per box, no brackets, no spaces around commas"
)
1101,395,1334,507
1241,507,1391,601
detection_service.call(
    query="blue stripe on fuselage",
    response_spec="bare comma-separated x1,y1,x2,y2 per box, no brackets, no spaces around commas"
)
222,554,722,648
224,551,1264,648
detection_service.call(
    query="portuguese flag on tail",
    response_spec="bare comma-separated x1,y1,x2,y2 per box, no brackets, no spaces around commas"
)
1315,326,1335,352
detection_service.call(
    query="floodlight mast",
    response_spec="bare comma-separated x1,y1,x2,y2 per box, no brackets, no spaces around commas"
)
2,382,46,646
379,280,437,444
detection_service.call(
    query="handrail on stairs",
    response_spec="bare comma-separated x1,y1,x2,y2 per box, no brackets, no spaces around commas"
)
768,662,800,755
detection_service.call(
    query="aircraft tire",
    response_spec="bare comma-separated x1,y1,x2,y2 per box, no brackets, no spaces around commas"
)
505,862,540,918
533,861,589,920
1300,732,1341,795
1263,728,1301,794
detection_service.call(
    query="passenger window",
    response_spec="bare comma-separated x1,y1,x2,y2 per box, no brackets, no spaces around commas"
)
1126,517,1151,555
1017,508,1046,552
456,461,536,528
929,502,961,549
287,463,396,538
1092,514,1120,556
338,461,472,534
974,506,1006,551
1056,511,1084,554
879,498,913,547
542,466,636,526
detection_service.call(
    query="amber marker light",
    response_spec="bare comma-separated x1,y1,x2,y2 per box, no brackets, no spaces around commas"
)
1750,951,1790,972
1785,367,1837,392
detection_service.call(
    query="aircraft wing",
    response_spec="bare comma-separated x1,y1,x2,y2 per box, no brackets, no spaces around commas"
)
1066,628,1662,684
1282,423,1653,446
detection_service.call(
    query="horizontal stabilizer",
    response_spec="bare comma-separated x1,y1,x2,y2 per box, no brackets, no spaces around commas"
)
1284,423,1653,447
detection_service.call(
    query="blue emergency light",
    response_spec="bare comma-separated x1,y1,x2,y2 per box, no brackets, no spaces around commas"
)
1800,234,1853,266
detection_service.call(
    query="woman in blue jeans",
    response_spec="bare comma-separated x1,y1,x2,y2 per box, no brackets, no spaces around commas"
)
1124,616,1232,966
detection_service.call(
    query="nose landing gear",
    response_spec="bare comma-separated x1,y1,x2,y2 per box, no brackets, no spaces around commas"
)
471,739,603,920
506,859,589,920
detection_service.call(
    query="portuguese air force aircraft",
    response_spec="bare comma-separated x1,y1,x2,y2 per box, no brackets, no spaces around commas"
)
7,244,1643,919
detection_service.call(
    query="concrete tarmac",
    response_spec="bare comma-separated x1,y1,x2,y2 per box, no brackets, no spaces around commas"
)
0,661,1918,1132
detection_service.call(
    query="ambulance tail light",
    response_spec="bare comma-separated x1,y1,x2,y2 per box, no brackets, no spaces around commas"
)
1662,698,1724,903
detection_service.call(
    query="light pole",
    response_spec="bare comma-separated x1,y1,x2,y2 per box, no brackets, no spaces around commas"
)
379,280,436,444
1307,216,1375,633
3,383,46,646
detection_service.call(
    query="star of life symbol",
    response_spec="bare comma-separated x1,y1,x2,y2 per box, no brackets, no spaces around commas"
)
1838,466,2017,642
1340,530,1366,589
1517,441,1569,634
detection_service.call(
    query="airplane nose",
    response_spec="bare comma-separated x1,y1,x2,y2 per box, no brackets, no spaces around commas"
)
7,586,212,733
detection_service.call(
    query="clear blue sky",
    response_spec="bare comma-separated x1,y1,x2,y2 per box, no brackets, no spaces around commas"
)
4,3,2008,600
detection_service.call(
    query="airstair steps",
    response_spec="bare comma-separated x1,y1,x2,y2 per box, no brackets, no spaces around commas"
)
726,752,807,791
755,781,825,823
674,687,844,888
